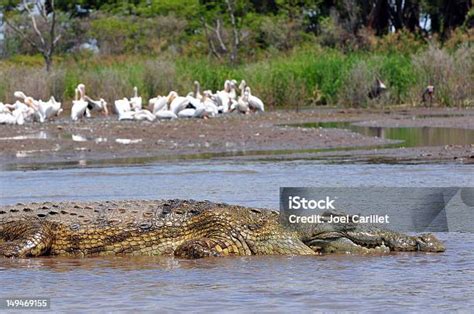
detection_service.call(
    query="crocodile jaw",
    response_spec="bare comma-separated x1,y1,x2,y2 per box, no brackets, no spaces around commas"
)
304,232,445,254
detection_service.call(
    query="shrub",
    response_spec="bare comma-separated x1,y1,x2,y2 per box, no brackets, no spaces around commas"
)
142,60,177,98
0,66,66,103
411,45,473,107
337,60,373,107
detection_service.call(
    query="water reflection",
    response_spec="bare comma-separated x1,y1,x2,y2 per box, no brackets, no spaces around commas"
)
294,121,474,147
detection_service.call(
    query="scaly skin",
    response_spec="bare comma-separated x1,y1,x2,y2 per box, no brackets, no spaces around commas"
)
0,200,445,258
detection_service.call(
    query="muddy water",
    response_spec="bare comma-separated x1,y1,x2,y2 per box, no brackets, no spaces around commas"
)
296,122,474,147
1,161,473,311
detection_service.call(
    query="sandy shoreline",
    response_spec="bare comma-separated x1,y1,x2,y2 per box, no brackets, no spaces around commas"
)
1,107,473,169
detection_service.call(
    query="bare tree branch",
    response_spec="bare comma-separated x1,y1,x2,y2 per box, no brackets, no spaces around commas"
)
200,17,221,59
6,0,61,71
214,19,228,52
4,18,44,53
225,0,239,64
23,0,46,48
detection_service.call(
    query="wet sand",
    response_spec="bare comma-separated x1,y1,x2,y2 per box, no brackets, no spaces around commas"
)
0,107,473,168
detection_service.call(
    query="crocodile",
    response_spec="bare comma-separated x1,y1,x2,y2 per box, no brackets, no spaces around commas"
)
0,199,445,258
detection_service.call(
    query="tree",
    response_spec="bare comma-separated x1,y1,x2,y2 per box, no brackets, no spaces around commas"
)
199,0,247,65
4,0,62,71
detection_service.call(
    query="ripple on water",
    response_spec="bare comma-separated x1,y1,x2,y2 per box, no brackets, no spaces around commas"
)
0,162,473,311
0,233,473,311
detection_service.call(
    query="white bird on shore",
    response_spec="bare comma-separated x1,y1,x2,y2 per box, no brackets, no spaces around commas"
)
152,91,178,119
0,102,26,125
37,96,62,122
0,102,10,113
232,88,250,114
134,109,156,121
155,110,178,120
14,91,39,111
193,81,202,100
149,91,177,112
170,94,191,115
0,109,24,125
10,100,35,122
71,85,89,121
201,91,219,117
228,79,238,100
119,109,155,122
150,96,167,114
246,87,264,112
14,91,44,121
130,86,142,111
215,80,234,113
85,96,108,116
114,98,132,119
177,108,196,118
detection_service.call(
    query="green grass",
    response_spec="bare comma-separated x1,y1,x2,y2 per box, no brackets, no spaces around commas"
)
1,45,470,108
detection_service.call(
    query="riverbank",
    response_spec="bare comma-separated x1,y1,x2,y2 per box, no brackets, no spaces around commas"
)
0,107,473,169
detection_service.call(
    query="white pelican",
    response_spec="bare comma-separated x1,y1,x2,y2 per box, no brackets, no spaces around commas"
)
170,95,190,115
14,91,43,121
85,96,108,116
246,87,265,112
232,87,250,114
71,87,89,121
152,91,178,119
201,91,219,116
121,109,156,122
0,102,25,125
9,100,35,122
0,102,11,113
0,109,24,125
14,91,39,111
130,86,142,111
114,98,132,120
193,81,202,100
150,96,167,114
239,80,246,95
215,79,238,113
228,79,238,100
37,96,62,122
177,108,196,118
150,91,177,113
155,110,178,120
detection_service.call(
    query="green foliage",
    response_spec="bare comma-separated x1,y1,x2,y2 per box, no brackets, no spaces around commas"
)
378,54,417,102
88,13,187,55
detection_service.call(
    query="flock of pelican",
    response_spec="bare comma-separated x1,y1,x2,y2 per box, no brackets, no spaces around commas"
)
0,92,62,125
0,80,264,125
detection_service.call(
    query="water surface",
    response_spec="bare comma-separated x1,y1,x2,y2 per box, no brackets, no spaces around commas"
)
1,161,473,311
295,121,474,147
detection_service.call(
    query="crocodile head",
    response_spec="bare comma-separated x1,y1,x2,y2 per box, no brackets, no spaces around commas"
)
298,213,445,254
302,230,445,254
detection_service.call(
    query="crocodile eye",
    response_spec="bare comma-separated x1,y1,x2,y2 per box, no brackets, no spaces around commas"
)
70,223,80,231
139,222,152,231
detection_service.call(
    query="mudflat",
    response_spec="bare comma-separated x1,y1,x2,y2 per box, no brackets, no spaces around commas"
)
0,107,473,168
